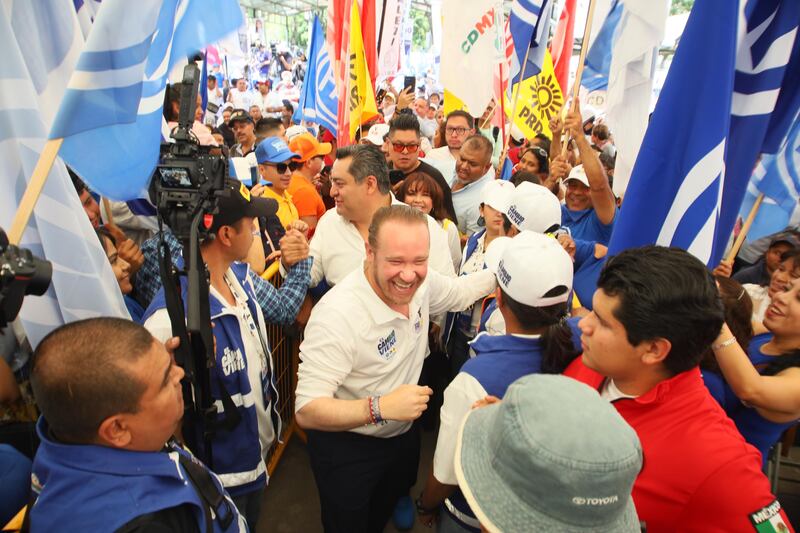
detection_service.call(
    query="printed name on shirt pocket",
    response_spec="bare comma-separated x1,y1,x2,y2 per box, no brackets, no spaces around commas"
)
377,330,398,360
749,499,791,532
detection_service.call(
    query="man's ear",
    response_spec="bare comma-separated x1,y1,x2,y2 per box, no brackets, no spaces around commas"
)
639,338,672,367
217,225,235,247
97,415,133,449
365,240,375,263
365,175,379,195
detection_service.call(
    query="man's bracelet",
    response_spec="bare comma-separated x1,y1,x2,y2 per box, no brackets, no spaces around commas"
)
367,396,384,425
712,337,737,350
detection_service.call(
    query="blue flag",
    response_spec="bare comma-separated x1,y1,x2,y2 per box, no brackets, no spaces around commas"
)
740,117,800,241
508,0,553,86
581,0,623,92
295,15,338,133
608,0,800,266
200,49,208,115
1,1,129,345
499,156,514,181
50,0,243,201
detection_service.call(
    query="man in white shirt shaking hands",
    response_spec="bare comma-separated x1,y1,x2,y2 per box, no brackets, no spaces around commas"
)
295,204,497,533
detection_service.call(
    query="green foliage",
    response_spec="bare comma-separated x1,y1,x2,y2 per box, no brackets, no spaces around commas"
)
287,12,310,50
411,7,431,50
670,0,694,15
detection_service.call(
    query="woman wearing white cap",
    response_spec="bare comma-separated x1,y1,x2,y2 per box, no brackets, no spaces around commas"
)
443,180,515,379
419,232,580,531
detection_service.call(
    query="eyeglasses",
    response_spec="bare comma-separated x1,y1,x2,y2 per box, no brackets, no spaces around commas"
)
264,162,291,173
445,126,469,136
391,142,420,154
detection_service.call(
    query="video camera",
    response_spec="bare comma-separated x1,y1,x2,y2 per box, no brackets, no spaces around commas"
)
149,57,238,467
0,228,52,329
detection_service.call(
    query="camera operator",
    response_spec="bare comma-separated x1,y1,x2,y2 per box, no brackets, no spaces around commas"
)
143,180,311,530
28,318,247,532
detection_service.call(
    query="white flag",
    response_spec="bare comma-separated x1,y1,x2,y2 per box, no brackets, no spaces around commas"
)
440,0,504,113
605,0,669,196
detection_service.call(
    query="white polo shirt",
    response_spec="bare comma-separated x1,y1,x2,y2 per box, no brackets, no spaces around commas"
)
295,266,496,438
307,196,456,288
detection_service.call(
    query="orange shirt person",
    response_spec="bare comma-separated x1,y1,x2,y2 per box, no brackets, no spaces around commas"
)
288,133,331,236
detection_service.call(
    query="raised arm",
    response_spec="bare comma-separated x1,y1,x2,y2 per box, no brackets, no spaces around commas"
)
563,102,616,225
712,323,800,422
427,269,497,316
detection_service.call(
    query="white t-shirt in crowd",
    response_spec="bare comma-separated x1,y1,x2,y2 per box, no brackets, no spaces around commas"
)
295,267,496,438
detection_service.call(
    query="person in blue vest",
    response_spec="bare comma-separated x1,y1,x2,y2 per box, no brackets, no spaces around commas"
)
444,179,514,379
417,231,578,531
549,102,617,245
710,276,800,467
28,318,246,532
143,179,312,530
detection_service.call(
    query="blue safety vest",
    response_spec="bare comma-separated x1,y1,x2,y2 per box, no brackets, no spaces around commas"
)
444,334,546,531
143,261,281,496
30,418,246,532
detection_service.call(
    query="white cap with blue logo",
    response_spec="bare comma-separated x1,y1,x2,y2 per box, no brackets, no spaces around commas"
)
484,231,573,307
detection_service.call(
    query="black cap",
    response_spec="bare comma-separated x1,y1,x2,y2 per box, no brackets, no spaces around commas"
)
210,180,277,233
228,109,253,127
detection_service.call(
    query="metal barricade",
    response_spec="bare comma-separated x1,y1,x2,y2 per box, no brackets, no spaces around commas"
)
261,261,302,474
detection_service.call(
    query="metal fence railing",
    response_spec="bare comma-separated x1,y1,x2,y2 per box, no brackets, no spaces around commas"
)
261,261,302,474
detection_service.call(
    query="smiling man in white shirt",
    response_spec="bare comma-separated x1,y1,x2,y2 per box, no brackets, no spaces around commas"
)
305,144,455,291
295,205,496,533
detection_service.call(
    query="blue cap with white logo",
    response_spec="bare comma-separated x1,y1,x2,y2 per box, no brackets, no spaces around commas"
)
255,136,301,164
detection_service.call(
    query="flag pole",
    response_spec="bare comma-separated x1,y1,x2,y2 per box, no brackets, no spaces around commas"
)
8,138,63,246
503,43,533,154
725,193,765,264
499,61,507,151
560,0,599,157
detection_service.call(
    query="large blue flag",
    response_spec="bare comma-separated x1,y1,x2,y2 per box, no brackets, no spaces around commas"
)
508,0,553,87
740,116,800,241
294,15,338,134
608,0,800,266
50,0,243,201
581,0,624,92
1,1,129,346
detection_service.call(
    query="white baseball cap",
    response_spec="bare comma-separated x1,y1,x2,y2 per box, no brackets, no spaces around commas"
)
564,164,590,187
506,182,562,233
285,125,309,142
481,179,515,213
365,123,390,146
484,231,573,307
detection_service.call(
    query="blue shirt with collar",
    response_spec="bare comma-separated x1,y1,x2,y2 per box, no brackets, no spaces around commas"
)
561,204,616,245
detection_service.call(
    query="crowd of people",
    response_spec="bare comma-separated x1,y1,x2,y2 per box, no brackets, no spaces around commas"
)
1,62,799,533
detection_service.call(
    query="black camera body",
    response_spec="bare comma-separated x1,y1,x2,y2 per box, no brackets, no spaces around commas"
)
149,62,228,243
0,228,52,329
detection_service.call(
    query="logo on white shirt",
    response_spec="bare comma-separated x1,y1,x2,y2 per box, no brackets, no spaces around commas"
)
221,346,246,376
377,330,398,360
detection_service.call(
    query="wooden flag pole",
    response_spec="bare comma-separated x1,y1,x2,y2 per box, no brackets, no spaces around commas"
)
498,61,507,152
8,138,64,246
503,43,533,154
102,198,116,227
726,193,765,264
560,0,599,157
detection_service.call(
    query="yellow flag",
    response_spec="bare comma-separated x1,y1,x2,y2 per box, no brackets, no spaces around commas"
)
506,49,563,140
348,2,378,141
443,89,467,116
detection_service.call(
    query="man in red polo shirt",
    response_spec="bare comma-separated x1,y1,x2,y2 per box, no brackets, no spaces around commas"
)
565,245,792,533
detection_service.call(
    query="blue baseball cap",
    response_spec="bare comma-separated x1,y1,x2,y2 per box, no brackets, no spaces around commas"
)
255,137,301,164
